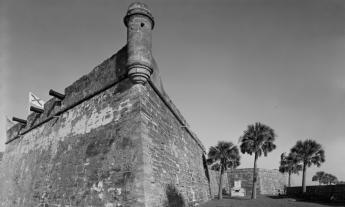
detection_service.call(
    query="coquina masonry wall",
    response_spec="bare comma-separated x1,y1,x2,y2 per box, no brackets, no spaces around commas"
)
0,3,211,206
0,49,210,206
140,85,210,206
1,49,146,206
228,168,256,196
258,168,287,195
225,168,287,196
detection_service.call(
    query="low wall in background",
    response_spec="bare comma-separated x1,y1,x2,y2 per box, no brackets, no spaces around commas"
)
227,168,255,196
228,168,286,196
258,169,287,195
287,184,345,202
209,168,287,197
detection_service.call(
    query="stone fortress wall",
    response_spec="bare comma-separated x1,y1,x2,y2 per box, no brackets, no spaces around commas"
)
0,3,210,207
209,168,287,197
228,168,287,196
257,168,287,195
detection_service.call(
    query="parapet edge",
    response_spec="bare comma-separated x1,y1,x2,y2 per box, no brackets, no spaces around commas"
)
6,46,128,143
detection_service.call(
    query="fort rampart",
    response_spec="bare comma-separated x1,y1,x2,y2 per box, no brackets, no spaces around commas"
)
0,3,210,207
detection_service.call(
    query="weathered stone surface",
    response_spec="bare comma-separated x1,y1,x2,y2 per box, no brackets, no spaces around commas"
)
1,78,210,206
1,3,211,206
63,47,128,108
228,168,287,196
258,168,287,195
1,79,148,207
228,169,256,196
6,123,24,142
2,55,211,207
140,84,210,206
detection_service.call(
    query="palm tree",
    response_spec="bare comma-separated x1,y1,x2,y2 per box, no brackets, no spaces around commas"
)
321,173,338,185
291,139,325,193
279,152,302,187
312,171,326,185
328,174,338,185
239,122,277,199
207,141,241,200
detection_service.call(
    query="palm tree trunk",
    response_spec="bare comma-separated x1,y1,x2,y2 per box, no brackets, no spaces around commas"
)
302,162,307,193
288,172,291,187
229,167,233,196
218,167,224,199
252,153,258,199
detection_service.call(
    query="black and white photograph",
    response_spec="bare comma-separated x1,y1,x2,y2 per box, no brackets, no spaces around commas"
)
0,0,344,206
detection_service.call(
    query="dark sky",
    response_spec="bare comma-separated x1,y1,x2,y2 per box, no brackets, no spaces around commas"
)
1,0,344,185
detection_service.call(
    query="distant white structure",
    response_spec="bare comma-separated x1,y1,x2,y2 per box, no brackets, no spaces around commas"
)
231,180,245,197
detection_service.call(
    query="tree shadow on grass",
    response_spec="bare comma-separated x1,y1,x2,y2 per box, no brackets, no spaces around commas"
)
228,196,251,200
267,195,345,206
212,195,251,201
266,195,287,199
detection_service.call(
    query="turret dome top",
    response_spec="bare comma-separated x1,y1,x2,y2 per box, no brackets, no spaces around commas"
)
128,2,149,11
124,2,155,29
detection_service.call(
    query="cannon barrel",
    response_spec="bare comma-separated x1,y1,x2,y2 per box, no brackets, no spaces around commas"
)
30,106,44,114
49,89,65,100
12,117,27,125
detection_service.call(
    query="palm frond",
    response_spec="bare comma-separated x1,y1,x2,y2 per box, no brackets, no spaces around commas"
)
279,152,302,175
239,122,277,157
290,139,325,168
207,141,241,172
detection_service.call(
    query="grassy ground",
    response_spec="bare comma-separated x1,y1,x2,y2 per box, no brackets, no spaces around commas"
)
199,195,345,207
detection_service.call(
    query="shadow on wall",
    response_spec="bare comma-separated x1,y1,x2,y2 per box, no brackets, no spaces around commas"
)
164,184,186,207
